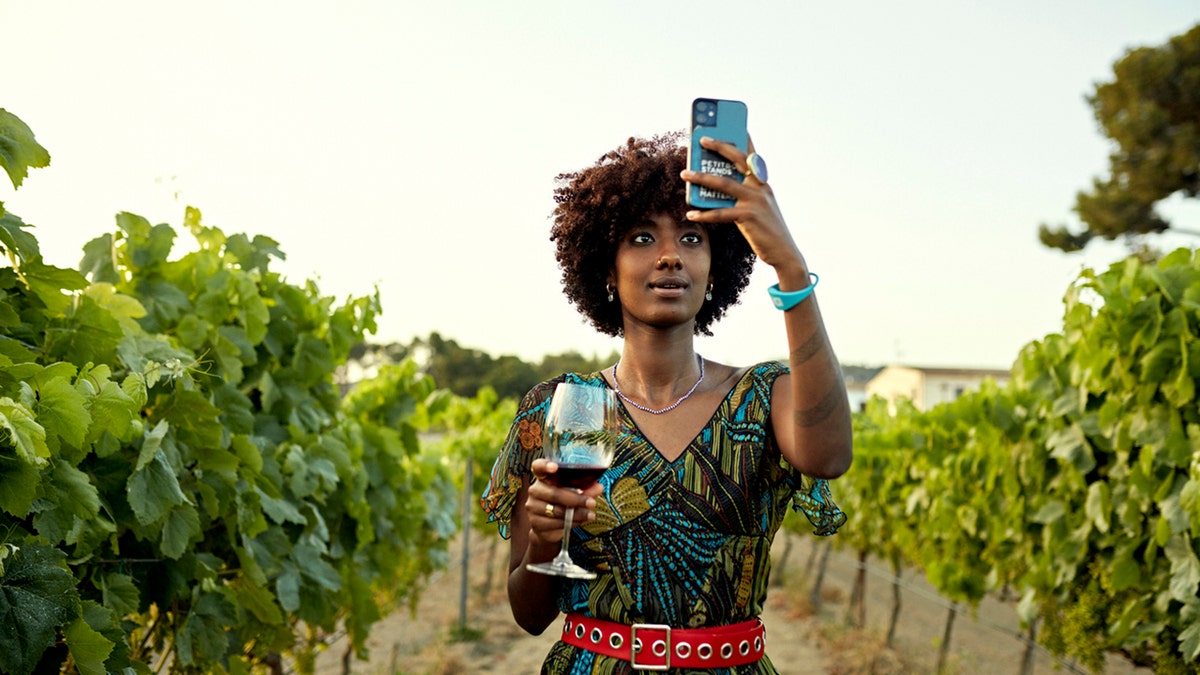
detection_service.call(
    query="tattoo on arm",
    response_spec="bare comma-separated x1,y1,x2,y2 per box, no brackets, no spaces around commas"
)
790,330,826,366
794,384,844,428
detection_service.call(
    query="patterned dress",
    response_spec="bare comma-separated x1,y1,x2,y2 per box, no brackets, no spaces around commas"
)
480,362,845,674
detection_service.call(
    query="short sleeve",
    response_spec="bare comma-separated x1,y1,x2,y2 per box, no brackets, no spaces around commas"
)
756,362,848,537
479,378,560,539
787,474,847,536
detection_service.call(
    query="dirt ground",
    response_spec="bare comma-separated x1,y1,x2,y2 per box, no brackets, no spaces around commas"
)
313,532,1152,675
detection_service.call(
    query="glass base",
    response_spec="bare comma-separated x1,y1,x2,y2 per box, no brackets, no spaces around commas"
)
527,558,596,580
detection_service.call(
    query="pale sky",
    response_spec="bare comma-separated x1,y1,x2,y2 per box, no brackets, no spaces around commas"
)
5,1,1199,370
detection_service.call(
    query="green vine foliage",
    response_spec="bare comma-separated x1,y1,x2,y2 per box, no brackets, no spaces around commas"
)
0,111,456,674
432,386,516,535
832,249,1200,672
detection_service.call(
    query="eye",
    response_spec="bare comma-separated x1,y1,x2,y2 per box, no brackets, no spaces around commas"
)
629,232,653,245
682,231,704,245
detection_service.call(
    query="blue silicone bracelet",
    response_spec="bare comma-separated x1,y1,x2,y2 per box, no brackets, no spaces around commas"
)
768,273,819,311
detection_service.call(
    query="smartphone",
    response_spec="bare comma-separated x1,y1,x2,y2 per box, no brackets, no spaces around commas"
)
686,98,748,209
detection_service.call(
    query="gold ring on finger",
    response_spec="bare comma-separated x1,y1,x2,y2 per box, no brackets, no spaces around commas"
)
544,503,555,518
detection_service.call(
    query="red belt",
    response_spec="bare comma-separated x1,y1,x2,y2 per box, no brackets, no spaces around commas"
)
561,613,765,671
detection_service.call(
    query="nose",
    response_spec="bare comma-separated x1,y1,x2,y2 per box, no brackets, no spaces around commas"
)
655,245,683,270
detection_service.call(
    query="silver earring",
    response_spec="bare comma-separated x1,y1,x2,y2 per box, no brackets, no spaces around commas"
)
705,283,713,301
607,283,616,303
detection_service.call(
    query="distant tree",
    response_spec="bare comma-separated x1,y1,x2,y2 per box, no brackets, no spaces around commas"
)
344,335,617,401
538,350,619,380
1040,23,1200,253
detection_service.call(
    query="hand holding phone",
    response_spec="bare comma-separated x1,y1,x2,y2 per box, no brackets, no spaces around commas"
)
686,98,748,209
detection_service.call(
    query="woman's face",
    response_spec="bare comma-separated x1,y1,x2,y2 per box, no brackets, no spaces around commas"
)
609,213,713,332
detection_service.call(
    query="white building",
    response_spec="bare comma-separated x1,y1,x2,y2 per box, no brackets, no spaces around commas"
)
865,365,1010,412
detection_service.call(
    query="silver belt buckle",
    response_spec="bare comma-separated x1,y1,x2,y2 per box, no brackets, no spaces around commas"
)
630,623,671,671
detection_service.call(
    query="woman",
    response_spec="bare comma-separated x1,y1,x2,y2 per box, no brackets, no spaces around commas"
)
481,131,852,673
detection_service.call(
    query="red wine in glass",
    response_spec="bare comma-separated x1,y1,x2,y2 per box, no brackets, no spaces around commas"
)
553,464,608,490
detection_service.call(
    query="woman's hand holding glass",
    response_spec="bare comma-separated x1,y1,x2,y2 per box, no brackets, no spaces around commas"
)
526,458,602,543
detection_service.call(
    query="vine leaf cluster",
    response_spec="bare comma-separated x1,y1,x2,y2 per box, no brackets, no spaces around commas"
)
801,248,1200,672
0,110,461,675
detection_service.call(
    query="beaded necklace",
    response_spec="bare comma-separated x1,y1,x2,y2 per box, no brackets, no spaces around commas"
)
612,355,704,415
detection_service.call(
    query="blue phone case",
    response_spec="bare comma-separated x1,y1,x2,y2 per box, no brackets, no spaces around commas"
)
687,98,748,209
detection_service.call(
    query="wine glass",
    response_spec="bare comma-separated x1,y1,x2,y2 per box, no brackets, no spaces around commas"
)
526,381,619,579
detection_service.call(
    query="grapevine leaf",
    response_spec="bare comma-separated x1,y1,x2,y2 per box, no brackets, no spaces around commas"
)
236,489,268,537
80,601,131,673
0,454,39,516
230,573,283,624
0,109,51,189
85,377,137,443
0,396,49,466
232,434,263,475
293,542,341,592
48,294,123,367
294,334,334,386
0,294,20,329
212,383,254,434
129,279,191,333
1148,263,1197,306
78,235,120,285
21,258,89,315
1121,297,1163,353
121,372,148,410
175,588,236,666
160,503,201,559
1047,424,1095,474
1031,500,1066,524
1085,482,1111,533
1165,534,1200,602
1111,545,1142,591
82,282,146,322
34,374,90,452
1180,599,1200,661
158,389,223,450
99,573,139,616
224,232,284,273
256,485,305,526
0,544,80,675
276,564,301,612
123,218,176,270
40,457,101,524
175,315,210,350
1161,488,1189,536
126,450,187,525
0,212,41,262
1182,478,1200,528
136,420,168,471
64,615,114,675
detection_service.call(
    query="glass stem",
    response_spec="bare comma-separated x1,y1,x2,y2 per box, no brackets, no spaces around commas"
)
558,507,575,561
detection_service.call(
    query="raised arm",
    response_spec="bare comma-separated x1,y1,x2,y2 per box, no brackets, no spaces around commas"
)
683,136,852,478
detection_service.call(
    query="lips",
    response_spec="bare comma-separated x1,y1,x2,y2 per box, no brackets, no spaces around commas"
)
649,277,689,297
